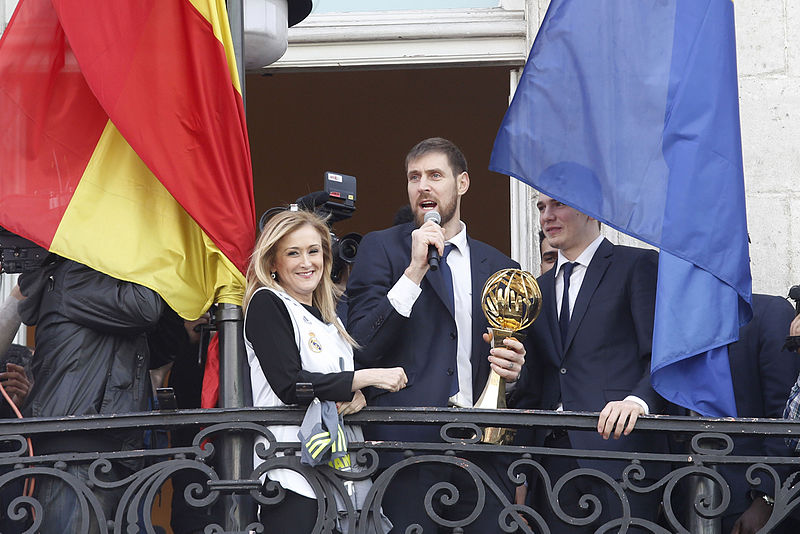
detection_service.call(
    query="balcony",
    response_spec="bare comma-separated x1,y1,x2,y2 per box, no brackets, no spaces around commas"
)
1,407,799,533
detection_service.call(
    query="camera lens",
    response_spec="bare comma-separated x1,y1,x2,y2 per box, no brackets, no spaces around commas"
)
339,239,358,261
338,233,362,263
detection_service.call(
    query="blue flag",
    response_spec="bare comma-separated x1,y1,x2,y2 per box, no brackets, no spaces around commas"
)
490,0,751,417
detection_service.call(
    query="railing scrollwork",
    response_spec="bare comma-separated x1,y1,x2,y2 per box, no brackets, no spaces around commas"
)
0,408,798,533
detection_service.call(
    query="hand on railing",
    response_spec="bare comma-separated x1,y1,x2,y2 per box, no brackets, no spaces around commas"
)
597,399,645,439
337,389,367,415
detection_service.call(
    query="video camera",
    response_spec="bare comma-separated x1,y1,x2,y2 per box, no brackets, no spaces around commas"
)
259,172,362,284
0,226,48,275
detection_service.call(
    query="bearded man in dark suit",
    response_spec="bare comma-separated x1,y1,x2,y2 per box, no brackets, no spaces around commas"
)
346,137,526,533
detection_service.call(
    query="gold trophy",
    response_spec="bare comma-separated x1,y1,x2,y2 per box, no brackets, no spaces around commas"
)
474,269,542,444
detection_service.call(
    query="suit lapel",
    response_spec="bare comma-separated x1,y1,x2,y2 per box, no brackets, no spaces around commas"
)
469,237,492,390
562,238,613,359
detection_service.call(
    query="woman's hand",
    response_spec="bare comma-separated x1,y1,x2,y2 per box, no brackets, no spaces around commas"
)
352,367,408,392
337,390,367,415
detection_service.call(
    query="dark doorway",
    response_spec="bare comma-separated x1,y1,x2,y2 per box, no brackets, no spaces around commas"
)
246,66,513,254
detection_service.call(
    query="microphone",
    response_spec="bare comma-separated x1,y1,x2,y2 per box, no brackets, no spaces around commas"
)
424,211,442,271
295,191,331,211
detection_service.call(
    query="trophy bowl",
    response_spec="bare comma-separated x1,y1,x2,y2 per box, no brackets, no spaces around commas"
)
474,269,541,444
481,269,542,337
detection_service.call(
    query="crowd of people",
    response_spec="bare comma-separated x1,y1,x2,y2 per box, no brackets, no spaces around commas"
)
2,136,800,533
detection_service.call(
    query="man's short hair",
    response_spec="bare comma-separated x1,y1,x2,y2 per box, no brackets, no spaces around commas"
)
392,204,414,226
405,137,468,176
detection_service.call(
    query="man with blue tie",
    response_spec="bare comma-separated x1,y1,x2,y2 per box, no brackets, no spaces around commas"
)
346,137,527,532
517,192,669,532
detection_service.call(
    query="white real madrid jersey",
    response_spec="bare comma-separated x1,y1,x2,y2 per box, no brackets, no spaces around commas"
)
245,287,355,498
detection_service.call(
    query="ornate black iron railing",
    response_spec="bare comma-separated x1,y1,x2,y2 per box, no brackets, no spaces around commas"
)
0,408,799,533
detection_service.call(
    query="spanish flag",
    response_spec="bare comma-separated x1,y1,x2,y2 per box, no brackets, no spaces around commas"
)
0,0,255,320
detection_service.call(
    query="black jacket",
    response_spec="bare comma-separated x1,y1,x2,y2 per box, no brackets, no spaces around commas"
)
18,258,163,455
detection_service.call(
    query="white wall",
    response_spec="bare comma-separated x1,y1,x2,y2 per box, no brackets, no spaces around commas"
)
3,0,17,29
736,0,800,296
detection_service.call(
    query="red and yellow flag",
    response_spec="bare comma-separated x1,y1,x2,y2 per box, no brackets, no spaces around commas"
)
0,0,255,319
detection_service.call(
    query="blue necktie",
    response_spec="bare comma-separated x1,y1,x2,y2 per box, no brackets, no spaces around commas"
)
440,244,455,311
439,245,458,396
559,262,576,347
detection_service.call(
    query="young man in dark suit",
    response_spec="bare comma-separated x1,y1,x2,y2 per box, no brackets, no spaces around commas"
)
346,137,526,532
518,192,669,532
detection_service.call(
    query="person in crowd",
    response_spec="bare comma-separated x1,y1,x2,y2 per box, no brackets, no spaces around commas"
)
0,343,32,412
0,342,33,531
345,137,527,532
16,255,164,534
514,229,559,508
539,230,557,275
783,309,800,445
391,204,414,226
145,305,219,534
514,193,669,532
244,208,407,533
704,293,798,533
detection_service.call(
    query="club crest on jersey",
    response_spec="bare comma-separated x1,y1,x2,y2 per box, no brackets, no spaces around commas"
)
308,332,323,353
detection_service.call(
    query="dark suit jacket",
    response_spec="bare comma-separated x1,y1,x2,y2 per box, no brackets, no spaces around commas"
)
517,238,668,477
346,222,519,443
721,294,799,517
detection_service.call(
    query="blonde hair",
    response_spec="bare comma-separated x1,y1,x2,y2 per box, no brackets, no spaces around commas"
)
244,209,357,347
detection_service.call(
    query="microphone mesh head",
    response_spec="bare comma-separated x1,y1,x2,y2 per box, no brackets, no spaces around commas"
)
423,211,441,225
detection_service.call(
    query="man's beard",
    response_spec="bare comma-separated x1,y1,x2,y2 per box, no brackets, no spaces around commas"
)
413,197,457,228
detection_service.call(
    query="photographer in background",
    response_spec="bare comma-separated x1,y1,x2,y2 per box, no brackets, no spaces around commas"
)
782,289,800,452
717,294,800,533
17,255,163,533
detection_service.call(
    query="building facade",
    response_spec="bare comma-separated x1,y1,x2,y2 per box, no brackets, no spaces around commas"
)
2,0,799,295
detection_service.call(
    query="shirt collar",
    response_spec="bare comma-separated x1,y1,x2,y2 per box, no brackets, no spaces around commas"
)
556,234,604,274
446,221,468,254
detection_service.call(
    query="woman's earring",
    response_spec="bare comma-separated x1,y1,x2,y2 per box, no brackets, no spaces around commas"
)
270,271,277,280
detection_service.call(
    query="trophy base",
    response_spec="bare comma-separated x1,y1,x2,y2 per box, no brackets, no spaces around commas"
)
481,426,517,445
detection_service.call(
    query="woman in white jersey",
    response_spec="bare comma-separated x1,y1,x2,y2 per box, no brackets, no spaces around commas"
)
244,209,407,532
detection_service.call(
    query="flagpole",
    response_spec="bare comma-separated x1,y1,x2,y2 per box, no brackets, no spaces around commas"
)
217,303,255,529
228,0,246,111
219,1,254,530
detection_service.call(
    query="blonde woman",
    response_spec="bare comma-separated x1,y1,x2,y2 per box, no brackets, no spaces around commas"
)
244,208,406,532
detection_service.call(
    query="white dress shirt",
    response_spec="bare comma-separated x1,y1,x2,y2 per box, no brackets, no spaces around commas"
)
387,222,474,406
553,235,649,414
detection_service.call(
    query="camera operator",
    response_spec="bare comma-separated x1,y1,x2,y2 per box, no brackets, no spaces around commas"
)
265,173,362,322
16,255,163,533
